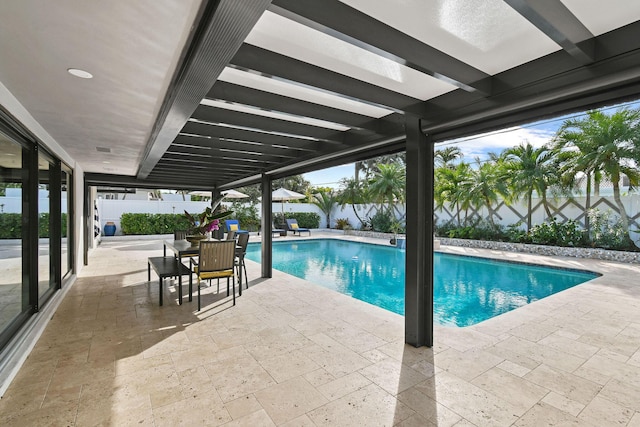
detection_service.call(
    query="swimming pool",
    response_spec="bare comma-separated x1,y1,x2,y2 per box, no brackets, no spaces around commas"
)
245,239,599,326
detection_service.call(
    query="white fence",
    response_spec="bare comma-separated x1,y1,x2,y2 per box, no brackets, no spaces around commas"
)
95,195,639,246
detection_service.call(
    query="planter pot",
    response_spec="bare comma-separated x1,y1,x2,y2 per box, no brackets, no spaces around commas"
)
186,235,207,247
103,222,116,236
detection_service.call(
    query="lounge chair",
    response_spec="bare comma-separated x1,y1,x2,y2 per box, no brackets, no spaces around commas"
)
272,222,286,237
225,219,248,235
286,218,310,236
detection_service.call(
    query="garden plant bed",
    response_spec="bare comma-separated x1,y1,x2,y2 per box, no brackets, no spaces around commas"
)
344,230,640,264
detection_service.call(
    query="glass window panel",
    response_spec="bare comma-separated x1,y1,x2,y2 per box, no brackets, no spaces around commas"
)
61,167,71,279
0,133,24,333
37,152,52,300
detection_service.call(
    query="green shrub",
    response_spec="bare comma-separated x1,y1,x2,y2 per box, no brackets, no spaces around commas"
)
588,209,628,250
120,213,190,235
0,212,67,238
528,218,585,247
0,213,21,239
335,218,352,230
273,212,320,229
505,222,529,243
437,220,506,241
370,210,394,233
228,204,259,231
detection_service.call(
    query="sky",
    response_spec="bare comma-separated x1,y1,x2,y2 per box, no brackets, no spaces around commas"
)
303,99,640,189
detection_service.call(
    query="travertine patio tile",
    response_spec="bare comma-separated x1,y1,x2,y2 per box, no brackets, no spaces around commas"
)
514,402,597,427
538,333,599,359
219,409,275,427
540,391,584,416
396,387,462,426
471,367,548,415
496,336,586,372
434,347,503,381
578,395,634,426
3,236,640,426
254,377,328,425
224,394,263,420
205,355,276,402
152,394,231,427
359,357,427,396
307,383,415,427
581,354,640,388
414,371,521,426
496,359,531,377
302,367,336,388
258,349,320,383
279,413,316,427
317,371,371,401
628,412,640,427
524,364,601,405
598,378,640,412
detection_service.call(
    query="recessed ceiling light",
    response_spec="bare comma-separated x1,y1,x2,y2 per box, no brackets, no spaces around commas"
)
67,68,93,79
102,161,111,164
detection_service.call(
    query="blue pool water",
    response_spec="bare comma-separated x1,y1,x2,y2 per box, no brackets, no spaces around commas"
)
245,239,598,326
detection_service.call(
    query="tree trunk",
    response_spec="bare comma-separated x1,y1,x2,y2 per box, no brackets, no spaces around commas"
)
585,173,591,235
484,197,494,225
612,178,632,244
351,204,365,227
527,190,533,231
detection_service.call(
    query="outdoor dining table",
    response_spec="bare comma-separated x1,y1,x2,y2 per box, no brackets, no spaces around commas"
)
163,239,246,298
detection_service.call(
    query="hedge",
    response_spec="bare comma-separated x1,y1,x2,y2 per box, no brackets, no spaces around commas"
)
0,213,68,239
273,212,320,229
120,213,191,235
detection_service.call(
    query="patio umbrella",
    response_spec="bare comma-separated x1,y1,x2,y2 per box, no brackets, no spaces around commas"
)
188,190,211,199
271,188,306,218
222,189,249,199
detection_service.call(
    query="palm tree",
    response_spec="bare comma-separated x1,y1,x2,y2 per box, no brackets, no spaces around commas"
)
465,159,509,225
553,108,640,243
312,190,338,228
434,146,463,169
435,162,472,225
337,178,367,227
502,142,555,231
368,163,405,217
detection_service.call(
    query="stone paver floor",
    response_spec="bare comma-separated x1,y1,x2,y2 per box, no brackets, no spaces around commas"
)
1,233,639,426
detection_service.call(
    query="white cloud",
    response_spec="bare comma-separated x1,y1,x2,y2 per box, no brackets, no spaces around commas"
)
438,126,555,161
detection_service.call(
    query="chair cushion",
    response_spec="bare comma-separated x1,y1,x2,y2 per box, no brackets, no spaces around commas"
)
198,269,234,280
229,224,239,231
291,223,299,229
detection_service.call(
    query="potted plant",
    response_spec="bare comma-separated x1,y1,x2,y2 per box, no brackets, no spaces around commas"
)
183,195,232,246
389,219,403,246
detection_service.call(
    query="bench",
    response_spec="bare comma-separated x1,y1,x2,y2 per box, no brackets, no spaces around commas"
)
147,256,192,306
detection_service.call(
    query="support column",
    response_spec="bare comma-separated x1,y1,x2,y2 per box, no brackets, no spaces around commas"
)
405,117,434,347
261,174,273,278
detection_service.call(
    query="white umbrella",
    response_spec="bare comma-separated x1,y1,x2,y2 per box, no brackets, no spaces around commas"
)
271,188,306,201
271,188,306,218
222,189,249,199
188,190,211,198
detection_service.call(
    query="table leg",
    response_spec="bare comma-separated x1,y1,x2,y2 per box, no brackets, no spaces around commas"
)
159,278,163,306
178,272,183,305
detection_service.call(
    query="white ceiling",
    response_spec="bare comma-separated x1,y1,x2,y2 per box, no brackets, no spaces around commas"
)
0,0,203,175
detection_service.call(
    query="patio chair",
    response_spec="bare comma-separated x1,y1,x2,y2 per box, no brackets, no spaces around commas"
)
225,219,248,235
189,240,236,310
272,222,286,237
174,230,187,240
286,218,310,236
235,233,250,292
226,230,236,241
